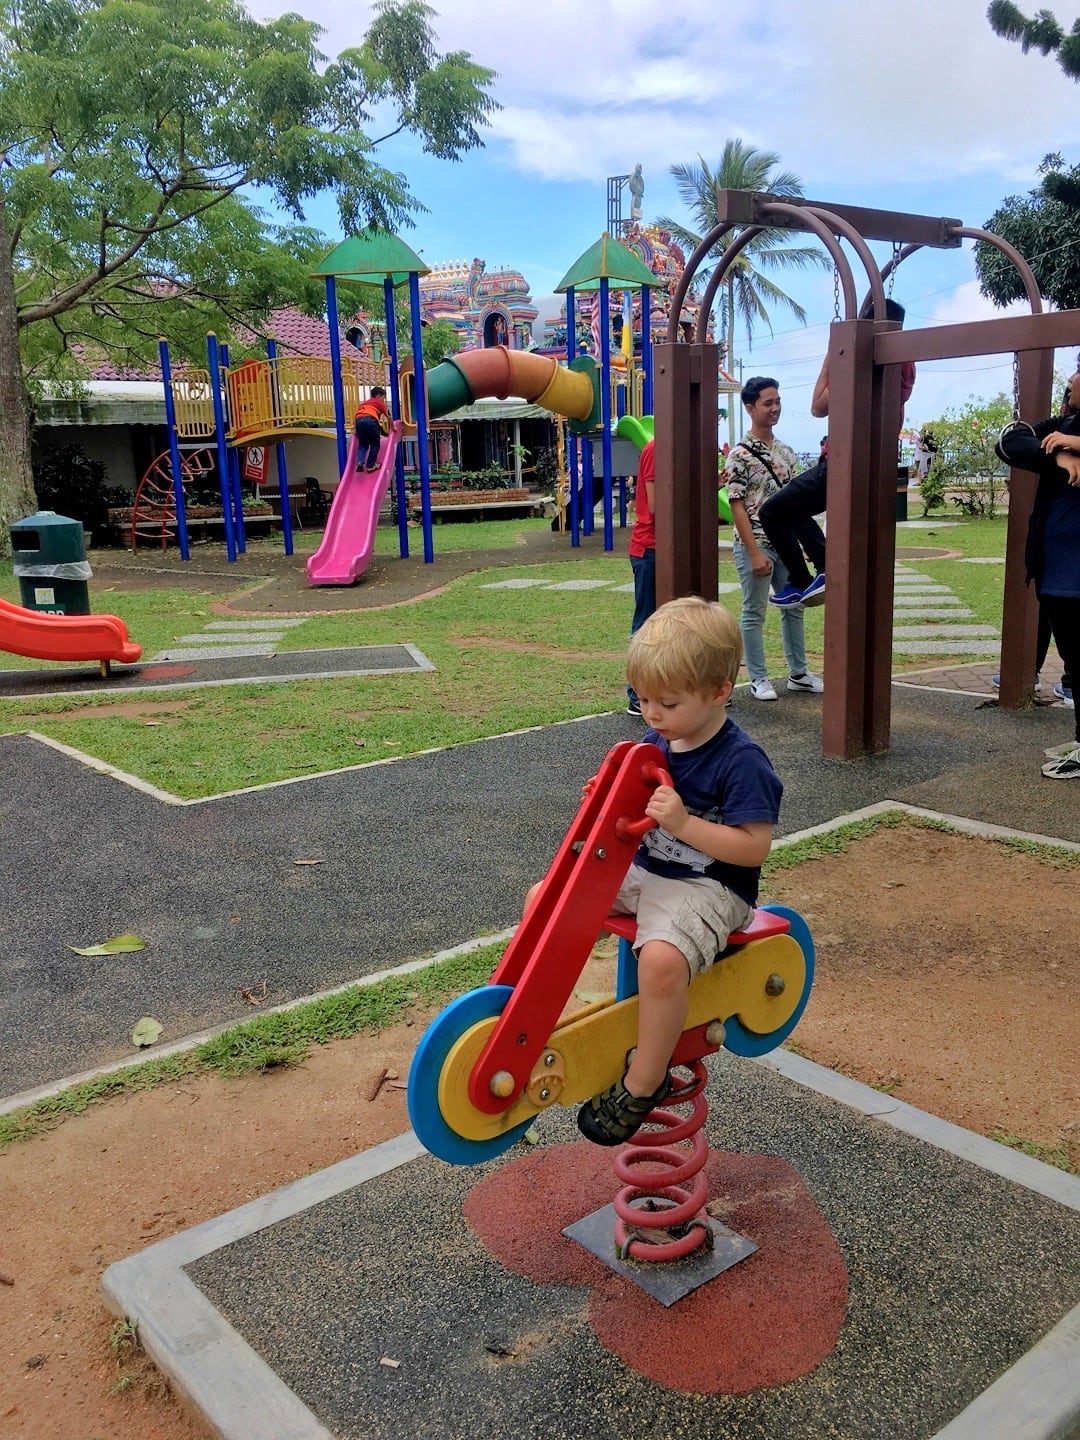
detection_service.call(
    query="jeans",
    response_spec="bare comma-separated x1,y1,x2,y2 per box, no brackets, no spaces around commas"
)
1039,594,1080,740
627,548,656,702
354,416,382,469
758,461,828,592
733,538,808,682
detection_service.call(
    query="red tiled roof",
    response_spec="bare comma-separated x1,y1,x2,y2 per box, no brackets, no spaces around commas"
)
85,307,347,380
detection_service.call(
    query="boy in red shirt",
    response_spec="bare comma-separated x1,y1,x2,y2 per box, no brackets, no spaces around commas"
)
354,386,389,472
626,438,655,714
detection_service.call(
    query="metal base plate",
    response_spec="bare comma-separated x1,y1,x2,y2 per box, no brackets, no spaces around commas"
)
563,1202,758,1308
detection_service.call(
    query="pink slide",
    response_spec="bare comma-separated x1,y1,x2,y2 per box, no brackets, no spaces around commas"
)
306,423,402,586
0,596,141,670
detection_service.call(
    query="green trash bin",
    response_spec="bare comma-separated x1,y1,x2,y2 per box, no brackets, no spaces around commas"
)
10,510,92,615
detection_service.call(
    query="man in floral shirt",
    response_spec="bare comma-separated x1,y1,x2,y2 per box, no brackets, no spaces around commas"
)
726,376,824,702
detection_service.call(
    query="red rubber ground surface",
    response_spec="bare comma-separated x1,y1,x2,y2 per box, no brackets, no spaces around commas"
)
464,1141,848,1394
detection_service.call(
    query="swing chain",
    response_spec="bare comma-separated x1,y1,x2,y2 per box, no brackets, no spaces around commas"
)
832,264,841,321
887,242,901,300
1012,351,1021,422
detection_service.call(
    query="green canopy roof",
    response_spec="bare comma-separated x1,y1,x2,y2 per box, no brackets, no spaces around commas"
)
556,233,656,292
311,231,429,285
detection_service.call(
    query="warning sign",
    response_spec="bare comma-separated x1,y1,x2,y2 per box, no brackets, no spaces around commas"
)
243,445,267,483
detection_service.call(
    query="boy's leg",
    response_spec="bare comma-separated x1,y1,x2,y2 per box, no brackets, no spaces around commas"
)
758,461,828,590
623,940,690,1096
627,549,656,707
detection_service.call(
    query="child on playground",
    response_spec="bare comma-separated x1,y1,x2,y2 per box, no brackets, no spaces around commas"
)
354,386,389,472
575,596,783,1144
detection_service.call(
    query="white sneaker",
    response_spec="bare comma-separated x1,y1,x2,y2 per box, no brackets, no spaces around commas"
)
1041,745,1080,779
788,671,824,694
749,678,778,701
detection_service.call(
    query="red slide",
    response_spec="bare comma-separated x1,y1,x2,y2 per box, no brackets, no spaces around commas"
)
0,596,141,671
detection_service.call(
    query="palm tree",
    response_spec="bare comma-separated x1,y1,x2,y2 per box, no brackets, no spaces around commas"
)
656,140,828,438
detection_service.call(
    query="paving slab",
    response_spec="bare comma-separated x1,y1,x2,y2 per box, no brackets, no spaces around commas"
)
0,643,433,700
102,1054,1080,1440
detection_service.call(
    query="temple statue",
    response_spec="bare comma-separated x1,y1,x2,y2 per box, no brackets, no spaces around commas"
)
628,164,644,221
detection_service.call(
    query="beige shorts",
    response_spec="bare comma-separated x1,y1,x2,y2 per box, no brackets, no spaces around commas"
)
611,864,755,977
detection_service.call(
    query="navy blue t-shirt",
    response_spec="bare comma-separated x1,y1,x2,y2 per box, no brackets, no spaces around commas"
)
636,719,783,905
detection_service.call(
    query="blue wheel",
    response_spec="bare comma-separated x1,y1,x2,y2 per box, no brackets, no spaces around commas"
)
407,984,533,1165
722,905,815,1058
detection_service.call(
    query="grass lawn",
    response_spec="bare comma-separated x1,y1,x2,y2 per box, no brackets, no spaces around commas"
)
0,516,1009,799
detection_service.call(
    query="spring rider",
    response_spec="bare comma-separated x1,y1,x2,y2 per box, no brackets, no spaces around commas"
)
408,740,814,1286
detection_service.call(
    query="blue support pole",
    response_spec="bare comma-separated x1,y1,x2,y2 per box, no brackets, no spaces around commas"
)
599,276,614,552
565,288,580,546
265,337,294,556
408,272,435,564
219,343,246,553
158,339,190,561
384,276,409,561
325,276,348,477
205,333,237,563
641,285,653,415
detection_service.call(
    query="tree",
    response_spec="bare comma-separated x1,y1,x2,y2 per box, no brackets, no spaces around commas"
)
919,393,1014,518
420,317,462,370
987,1,1080,78
0,0,497,550
975,153,1080,308
655,141,827,380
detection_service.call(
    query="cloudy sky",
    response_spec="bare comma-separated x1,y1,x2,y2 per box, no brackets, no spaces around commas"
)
250,0,1080,451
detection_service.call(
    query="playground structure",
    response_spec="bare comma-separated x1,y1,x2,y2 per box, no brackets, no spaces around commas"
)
0,595,141,676
408,739,813,1268
650,189,1080,759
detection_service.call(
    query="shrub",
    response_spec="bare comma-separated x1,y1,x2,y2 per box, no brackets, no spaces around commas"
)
31,442,111,537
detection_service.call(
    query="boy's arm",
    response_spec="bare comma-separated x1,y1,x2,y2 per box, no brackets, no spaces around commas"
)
810,357,830,418
645,787,774,866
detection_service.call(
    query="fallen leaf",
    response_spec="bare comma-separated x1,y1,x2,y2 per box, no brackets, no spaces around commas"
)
131,1017,163,1048
238,978,268,1006
68,933,147,957
293,859,323,867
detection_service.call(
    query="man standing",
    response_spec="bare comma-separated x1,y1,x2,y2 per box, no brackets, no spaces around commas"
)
726,377,824,702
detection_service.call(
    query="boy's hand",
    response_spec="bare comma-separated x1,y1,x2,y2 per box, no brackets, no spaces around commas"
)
645,784,688,835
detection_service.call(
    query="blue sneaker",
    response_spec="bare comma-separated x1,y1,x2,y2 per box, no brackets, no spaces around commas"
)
768,585,804,608
800,573,827,606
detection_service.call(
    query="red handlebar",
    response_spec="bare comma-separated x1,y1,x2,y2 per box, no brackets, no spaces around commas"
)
614,759,674,840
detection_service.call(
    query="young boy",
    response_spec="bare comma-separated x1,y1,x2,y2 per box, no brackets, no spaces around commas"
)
354,386,390,472
578,595,783,1144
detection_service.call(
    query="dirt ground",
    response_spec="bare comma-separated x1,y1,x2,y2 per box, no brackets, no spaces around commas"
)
0,825,1076,1439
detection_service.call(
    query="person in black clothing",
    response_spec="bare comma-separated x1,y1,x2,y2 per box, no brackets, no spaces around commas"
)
760,298,915,610
995,372,1080,778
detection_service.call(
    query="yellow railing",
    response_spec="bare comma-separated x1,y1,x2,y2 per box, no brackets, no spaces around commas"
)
170,356,389,443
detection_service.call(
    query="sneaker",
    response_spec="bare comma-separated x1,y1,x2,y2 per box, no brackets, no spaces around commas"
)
788,671,824,694
1041,745,1080,779
800,573,827,606
626,696,642,716
768,585,804,609
1055,681,1074,708
991,673,1041,691
577,1071,671,1146
749,678,778,701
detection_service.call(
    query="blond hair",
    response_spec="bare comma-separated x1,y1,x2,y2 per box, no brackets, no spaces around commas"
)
626,596,742,696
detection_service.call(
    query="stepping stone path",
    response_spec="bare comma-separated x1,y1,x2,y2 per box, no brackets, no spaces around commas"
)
154,618,308,662
484,567,1000,660
892,565,998,656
